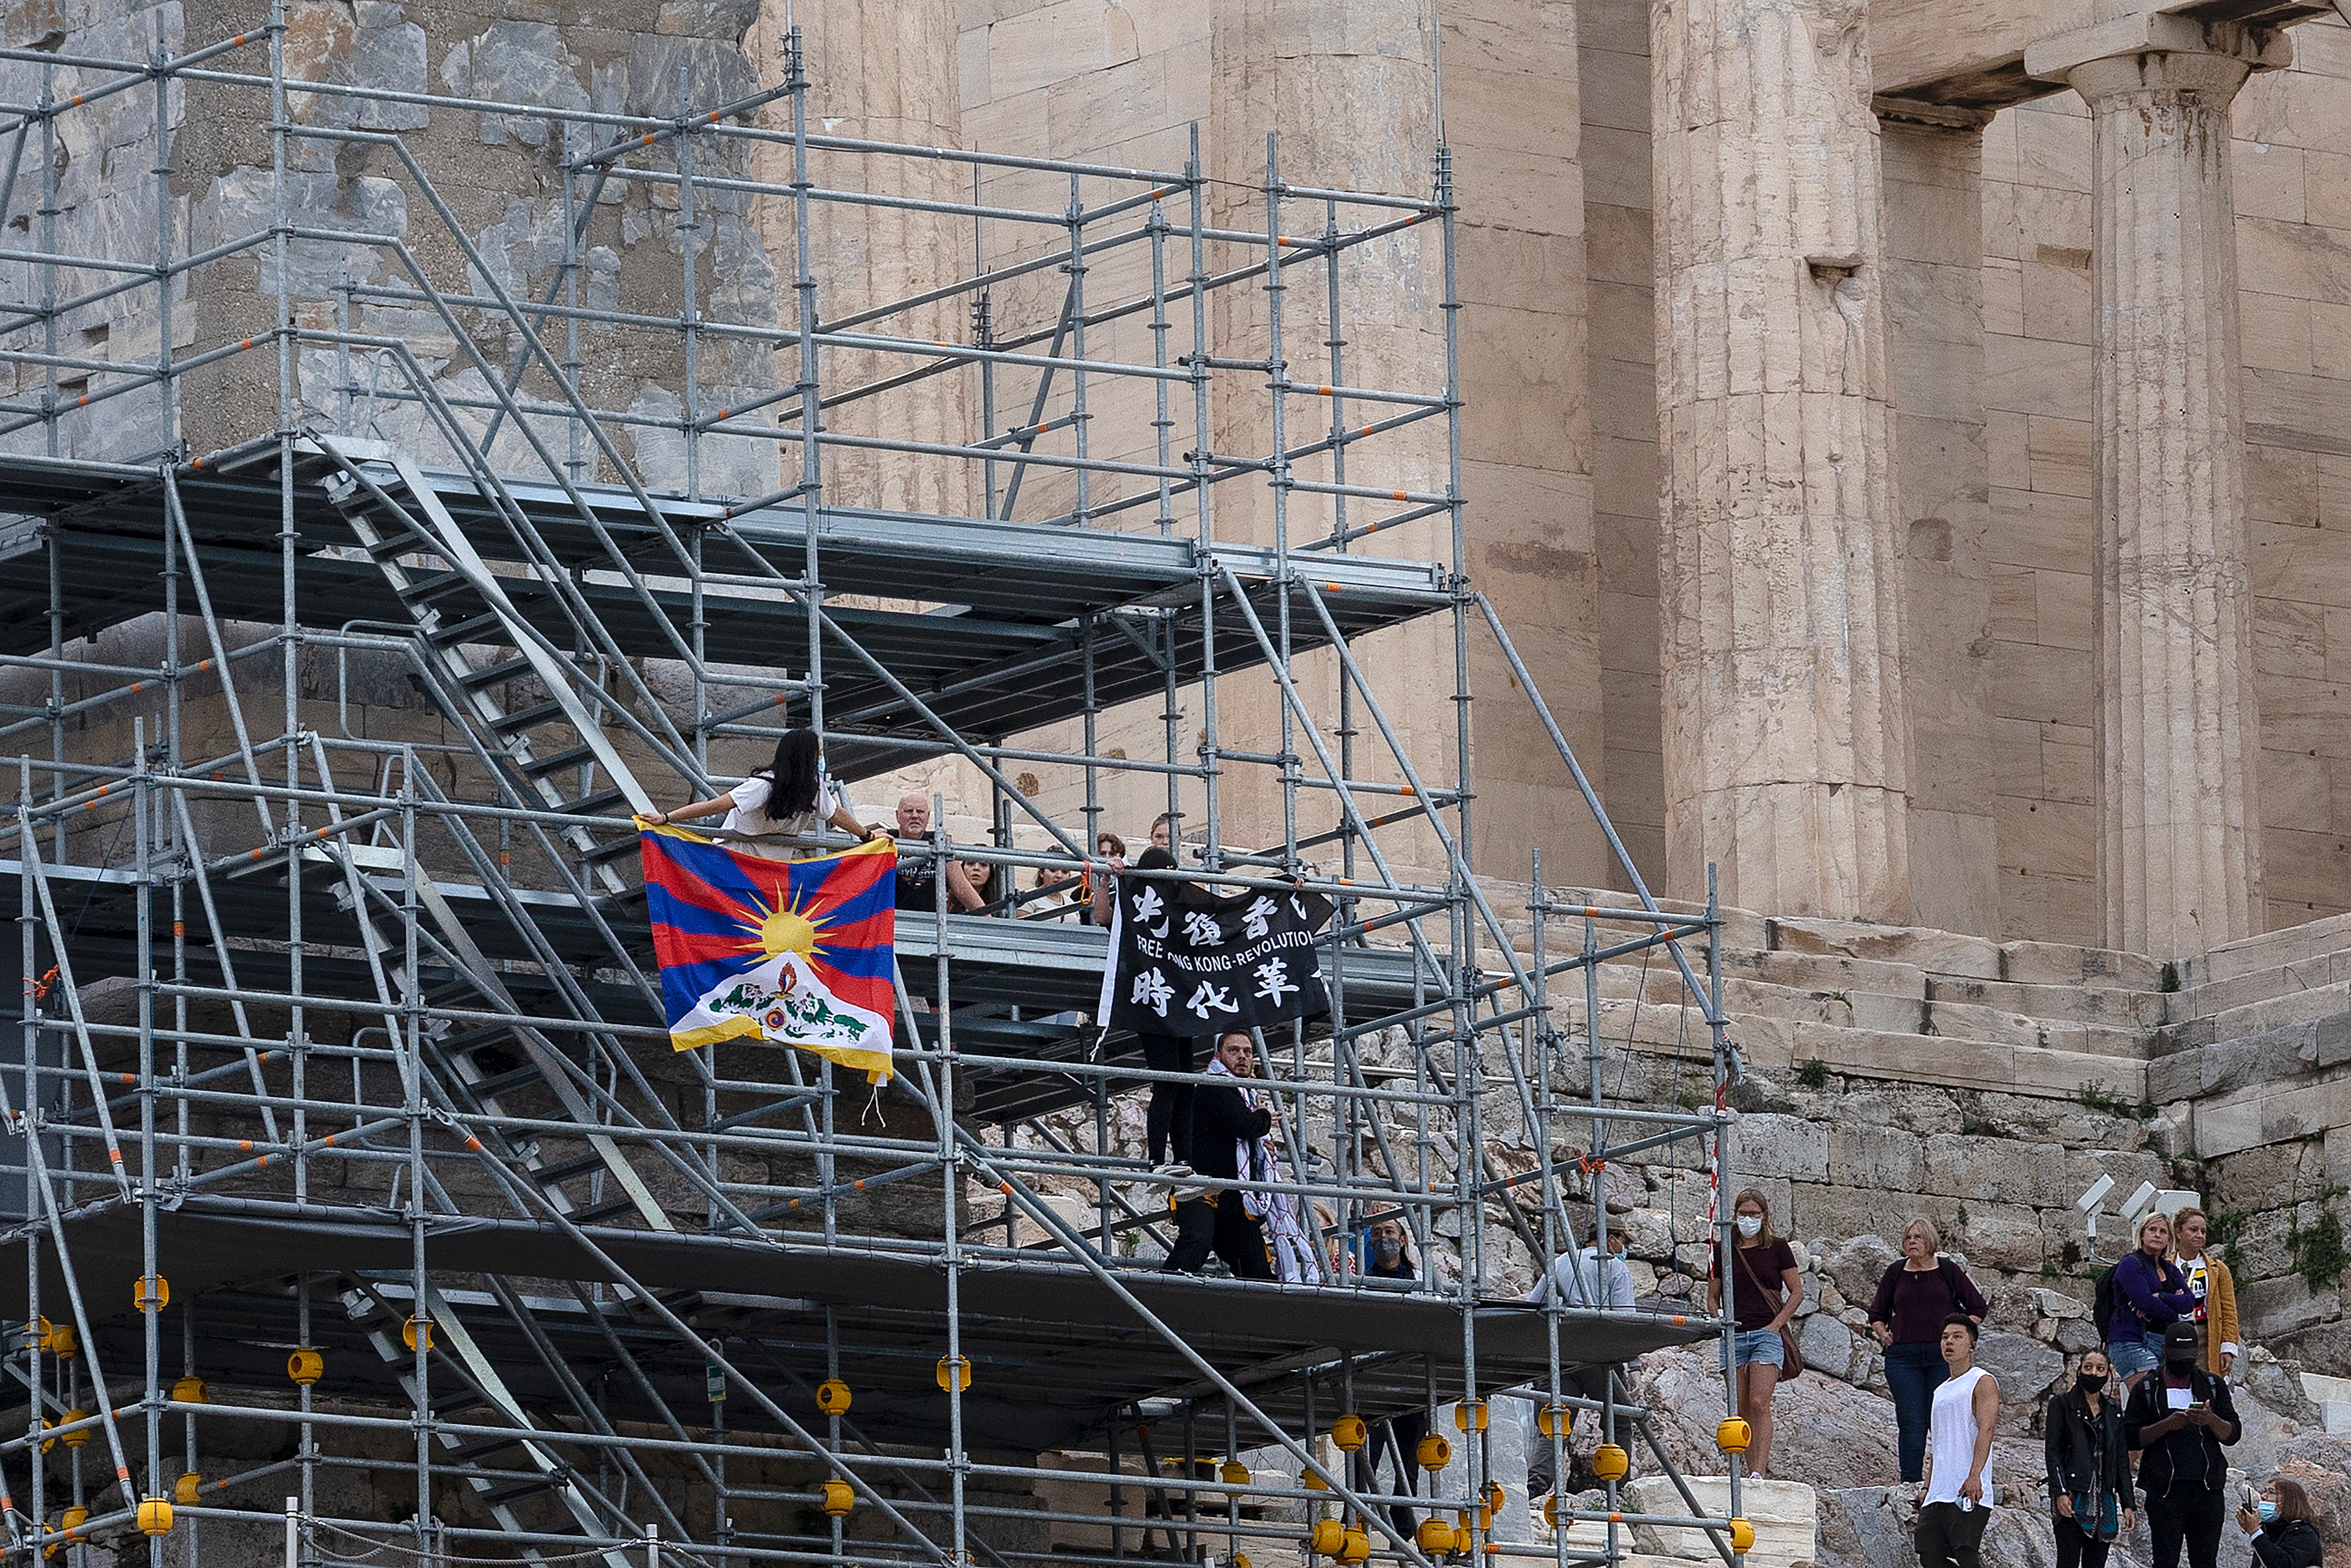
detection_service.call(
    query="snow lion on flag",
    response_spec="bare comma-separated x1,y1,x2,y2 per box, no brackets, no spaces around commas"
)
638,823,898,1083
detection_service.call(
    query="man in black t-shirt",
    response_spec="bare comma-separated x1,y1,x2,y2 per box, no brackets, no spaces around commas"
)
889,793,981,913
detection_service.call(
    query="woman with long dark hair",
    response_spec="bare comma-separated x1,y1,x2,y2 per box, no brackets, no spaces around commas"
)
2044,1348,2134,1568
647,729,878,860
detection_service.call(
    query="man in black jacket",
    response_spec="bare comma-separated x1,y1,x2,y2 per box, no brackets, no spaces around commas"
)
2124,1321,2241,1568
1160,1031,1273,1278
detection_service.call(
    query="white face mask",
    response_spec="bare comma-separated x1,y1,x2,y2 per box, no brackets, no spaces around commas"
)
1736,1214,1762,1238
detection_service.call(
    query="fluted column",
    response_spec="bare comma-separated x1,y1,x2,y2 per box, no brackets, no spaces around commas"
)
1653,0,1913,921
2030,19,2285,957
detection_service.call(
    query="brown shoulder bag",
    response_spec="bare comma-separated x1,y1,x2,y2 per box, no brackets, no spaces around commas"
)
1736,1243,1805,1383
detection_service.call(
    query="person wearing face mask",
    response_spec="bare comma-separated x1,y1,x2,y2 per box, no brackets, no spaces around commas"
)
2123,1319,2241,1568
1357,1217,1427,1537
2239,1477,2323,1568
2044,1349,2135,1568
1705,1189,1801,1480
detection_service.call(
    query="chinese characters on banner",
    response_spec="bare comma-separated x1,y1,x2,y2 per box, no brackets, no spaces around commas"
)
1094,873,1334,1035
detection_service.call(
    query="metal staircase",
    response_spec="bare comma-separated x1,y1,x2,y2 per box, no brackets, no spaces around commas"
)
312,436,660,889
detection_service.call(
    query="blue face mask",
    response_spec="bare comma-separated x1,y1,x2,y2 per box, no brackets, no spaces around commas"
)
2255,1501,2278,1526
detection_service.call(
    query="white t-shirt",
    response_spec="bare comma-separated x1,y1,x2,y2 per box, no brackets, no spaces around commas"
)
1923,1366,1994,1507
722,774,836,838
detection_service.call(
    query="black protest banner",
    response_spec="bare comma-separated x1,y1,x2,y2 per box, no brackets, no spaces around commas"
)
1095,875,1334,1036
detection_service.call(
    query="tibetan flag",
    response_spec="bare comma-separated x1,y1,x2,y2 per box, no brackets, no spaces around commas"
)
639,824,898,1083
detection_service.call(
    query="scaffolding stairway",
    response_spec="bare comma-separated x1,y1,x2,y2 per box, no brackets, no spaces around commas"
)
305,434,673,889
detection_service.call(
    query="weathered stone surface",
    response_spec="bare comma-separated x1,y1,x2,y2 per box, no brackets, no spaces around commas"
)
1974,1329,2066,1421
1919,1132,2066,1204
2052,38,2269,958
1734,1112,1832,1181
1652,0,1912,923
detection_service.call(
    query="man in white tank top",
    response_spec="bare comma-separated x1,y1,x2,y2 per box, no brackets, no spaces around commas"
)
1914,1313,2000,1568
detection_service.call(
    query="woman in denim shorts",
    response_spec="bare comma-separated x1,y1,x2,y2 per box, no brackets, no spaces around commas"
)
2106,1211,2193,1387
1708,1189,1803,1478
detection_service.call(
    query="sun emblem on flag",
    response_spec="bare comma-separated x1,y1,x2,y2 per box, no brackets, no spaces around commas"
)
733,881,838,964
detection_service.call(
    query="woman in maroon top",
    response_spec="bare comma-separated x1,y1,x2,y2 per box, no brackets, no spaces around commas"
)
1867,1217,1989,1484
1707,1188,1802,1479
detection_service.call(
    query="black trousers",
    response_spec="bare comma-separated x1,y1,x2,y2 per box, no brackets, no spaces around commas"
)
1140,1033,1195,1167
1364,1410,1428,1537
2144,1483,2225,1568
1914,1501,1988,1568
1162,1195,1270,1278
2050,1507,2114,1568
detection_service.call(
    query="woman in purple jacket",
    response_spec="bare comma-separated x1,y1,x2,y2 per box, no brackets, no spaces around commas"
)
2106,1211,2195,1388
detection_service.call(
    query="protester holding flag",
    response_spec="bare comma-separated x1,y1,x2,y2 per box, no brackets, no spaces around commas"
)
638,805,899,1085
647,730,880,861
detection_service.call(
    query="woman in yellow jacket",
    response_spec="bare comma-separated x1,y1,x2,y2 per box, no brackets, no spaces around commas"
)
2169,1205,2240,1378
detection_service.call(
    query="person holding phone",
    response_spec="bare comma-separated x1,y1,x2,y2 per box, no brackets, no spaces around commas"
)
2239,1476,2323,1568
2123,1321,2241,1568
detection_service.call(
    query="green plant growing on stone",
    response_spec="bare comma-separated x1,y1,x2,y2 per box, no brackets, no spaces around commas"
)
1825,990,1854,1021
2076,1081,2148,1120
2287,1202,2347,1295
1960,1115,1992,1136
2040,1261,2060,1279
2159,962,2181,993
1955,1203,1970,1229
1798,1057,1830,1091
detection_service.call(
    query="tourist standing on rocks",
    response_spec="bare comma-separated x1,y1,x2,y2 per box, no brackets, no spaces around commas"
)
2166,1207,2239,1380
2239,1476,2324,1568
1914,1314,1999,1568
2107,1211,2196,1388
1706,1188,1801,1479
2123,1319,2241,1568
2044,1348,2134,1568
1868,1218,1991,1485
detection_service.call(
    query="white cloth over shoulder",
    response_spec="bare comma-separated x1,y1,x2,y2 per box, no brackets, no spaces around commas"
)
722,775,840,860
1206,1056,1325,1284
1525,1247,1636,1310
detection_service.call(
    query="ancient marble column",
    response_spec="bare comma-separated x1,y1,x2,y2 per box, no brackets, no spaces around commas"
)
749,0,977,519
1652,0,1914,922
2026,18,2286,957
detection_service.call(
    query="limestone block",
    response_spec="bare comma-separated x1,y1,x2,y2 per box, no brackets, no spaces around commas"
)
2145,1018,2327,1102
1623,1476,1816,1566
1919,1133,2065,1205
2191,1074,2351,1159
1768,918,2003,980
2240,1271,2342,1338
1829,1123,1926,1191
1953,1201,2046,1273
1731,1113,1830,1182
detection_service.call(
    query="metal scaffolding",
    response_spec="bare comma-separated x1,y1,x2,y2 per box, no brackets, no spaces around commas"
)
0,11,1751,1568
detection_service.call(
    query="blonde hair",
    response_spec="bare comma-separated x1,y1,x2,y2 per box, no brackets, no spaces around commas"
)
1732,1187,1776,1245
1903,1216,1940,1252
2137,1210,2172,1249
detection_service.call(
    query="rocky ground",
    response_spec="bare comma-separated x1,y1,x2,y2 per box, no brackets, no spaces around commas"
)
1553,1336,2351,1568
